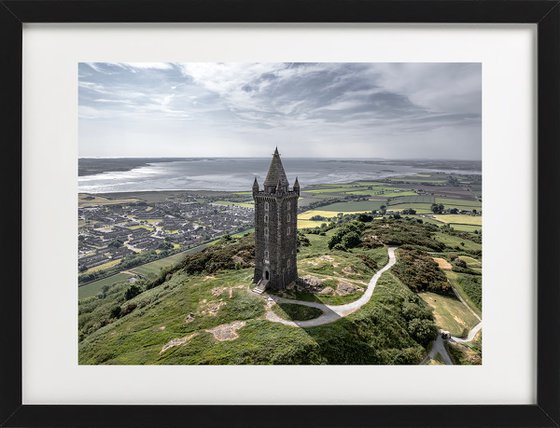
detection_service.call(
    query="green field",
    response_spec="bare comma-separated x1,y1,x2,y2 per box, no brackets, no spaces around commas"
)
434,232,482,253
130,244,214,277
446,271,482,314
319,201,385,212
79,273,132,299
386,203,434,214
418,291,479,337
433,215,482,226
305,186,365,194
388,176,447,184
435,197,481,208
449,224,482,232
388,195,434,205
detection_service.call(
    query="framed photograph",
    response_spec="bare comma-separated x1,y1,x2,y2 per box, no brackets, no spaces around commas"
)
2,0,559,427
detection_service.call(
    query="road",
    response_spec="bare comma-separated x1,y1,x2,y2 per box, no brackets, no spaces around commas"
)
265,247,397,327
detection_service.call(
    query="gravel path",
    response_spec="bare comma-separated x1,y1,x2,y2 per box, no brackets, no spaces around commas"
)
265,247,397,328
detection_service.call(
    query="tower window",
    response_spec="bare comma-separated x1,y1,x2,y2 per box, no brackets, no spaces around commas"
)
287,201,291,209
264,250,269,261
265,202,269,211
264,214,268,223
264,227,269,237
287,226,291,235
287,213,291,222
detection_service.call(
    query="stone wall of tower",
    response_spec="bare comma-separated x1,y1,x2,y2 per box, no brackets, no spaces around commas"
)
253,191,298,290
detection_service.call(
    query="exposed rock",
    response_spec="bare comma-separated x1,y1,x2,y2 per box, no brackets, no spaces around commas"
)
206,320,246,341
318,286,334,296
160,332,198,354
342,266,355,275
184,313,195,324
336,282,361,296
199,300,226,316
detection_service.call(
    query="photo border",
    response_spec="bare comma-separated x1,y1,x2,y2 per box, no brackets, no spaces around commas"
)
1,1,559,427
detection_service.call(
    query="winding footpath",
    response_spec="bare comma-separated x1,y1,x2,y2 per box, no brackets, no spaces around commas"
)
265,247,397,327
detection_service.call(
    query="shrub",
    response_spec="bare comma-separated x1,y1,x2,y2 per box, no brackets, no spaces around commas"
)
392,249,452,295
124,285,142,300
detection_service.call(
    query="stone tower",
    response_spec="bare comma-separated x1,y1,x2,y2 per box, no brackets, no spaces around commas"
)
252,148,299,291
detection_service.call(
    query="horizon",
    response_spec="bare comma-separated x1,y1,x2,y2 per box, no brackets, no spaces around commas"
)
78,156,481,161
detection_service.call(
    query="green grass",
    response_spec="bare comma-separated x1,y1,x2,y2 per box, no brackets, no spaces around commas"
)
385,203,434,214
435,197,481,208
388,175,447,184
418,291,479,337
272,303,324,321
432,215,482,226
448,224,481,233
305,187,367,194
319,201,385,212
388,195,434,205
79,273,132,300
446,271,482,314
79,268,434,365
130,243,215,277
434,232,482,253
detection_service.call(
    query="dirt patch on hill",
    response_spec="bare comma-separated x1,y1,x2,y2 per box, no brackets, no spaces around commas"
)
199,299,226,316
336,282,362,296
206,320,247,341
433,257,452,270
160,332,198,354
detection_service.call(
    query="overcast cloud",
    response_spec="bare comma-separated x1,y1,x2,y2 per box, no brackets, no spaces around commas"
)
79,62,481,159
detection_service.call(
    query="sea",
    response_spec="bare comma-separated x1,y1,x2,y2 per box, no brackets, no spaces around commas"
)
78,158,481,194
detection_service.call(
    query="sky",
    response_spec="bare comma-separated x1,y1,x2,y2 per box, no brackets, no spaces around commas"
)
79,62,481,159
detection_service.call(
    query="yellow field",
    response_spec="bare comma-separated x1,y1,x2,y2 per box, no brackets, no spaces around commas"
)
433,257,452,270
79,194,139,208
297,219,324,229
298,209,366,220
432,214,482,226
83,259,121,275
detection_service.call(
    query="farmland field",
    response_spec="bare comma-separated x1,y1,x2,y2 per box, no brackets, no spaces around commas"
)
79,272,132,299
434,232,482,253
385,203,433,214
388,195,435,204
449,224,482,232
432,214,482,226
83,259,121,275
130,245,210,277
435,197,481,207
418,291,480,337
319,200,385,212
298,219,324,229
446,271,482,314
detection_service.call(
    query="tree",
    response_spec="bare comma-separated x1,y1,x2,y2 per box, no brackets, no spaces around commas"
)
110,306,122,319
342,231,361,248
407,318,438,346
124,284,141,300
379,205,387,215
431,203,445,214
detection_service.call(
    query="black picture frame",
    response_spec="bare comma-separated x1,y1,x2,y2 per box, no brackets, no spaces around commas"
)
1,1,558,427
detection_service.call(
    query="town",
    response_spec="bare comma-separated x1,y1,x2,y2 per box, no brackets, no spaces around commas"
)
78,192,254,283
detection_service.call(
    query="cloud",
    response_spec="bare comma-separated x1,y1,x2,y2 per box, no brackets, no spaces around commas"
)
79,62,481,159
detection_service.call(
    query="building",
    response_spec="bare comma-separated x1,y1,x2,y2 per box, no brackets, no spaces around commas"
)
252,148,300,292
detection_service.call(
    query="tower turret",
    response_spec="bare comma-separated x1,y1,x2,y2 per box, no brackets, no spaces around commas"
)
252,177,259,195
293,176,300,196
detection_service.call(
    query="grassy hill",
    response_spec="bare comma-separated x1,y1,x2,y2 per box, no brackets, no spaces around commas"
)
79,217,482,365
